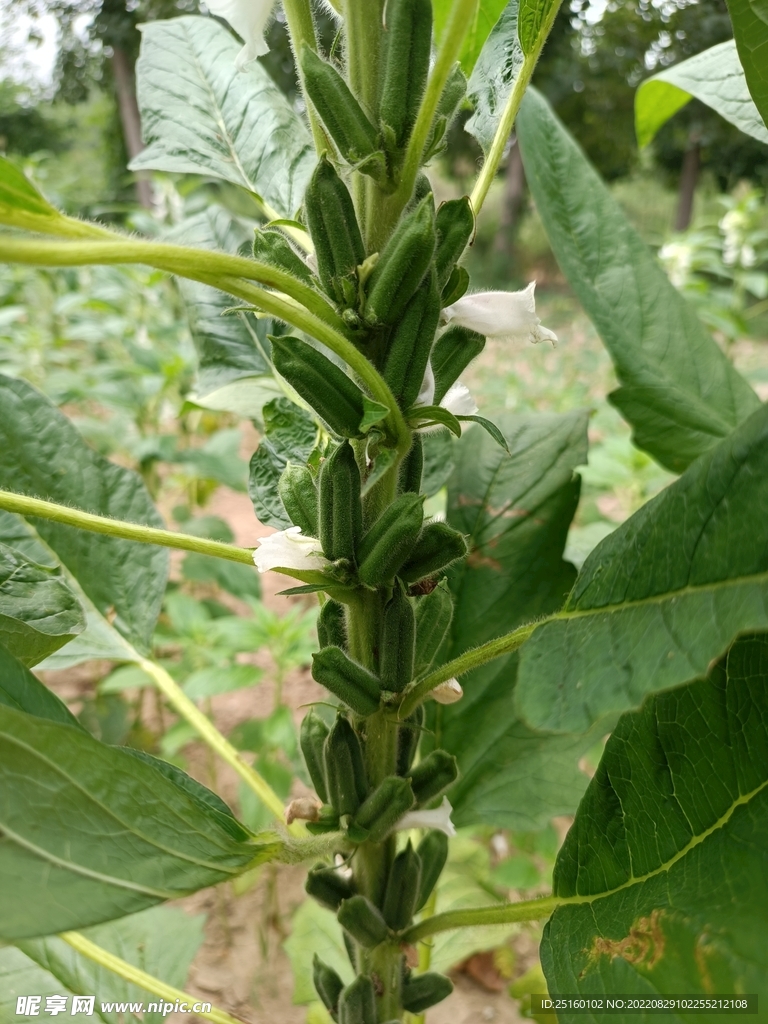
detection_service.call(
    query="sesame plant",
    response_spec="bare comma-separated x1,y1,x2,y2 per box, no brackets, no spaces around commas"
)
0,1,767,1022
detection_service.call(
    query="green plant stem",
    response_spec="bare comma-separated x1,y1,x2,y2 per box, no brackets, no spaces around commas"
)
398,622,538,718
0,489,255,564
282,0,328,154
138,658,302,835
60,931,245,1024
0,235,340,330
470,2,564,217
402,895,561,944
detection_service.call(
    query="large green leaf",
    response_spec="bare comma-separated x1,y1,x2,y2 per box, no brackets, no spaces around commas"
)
516,402,768,735
248,398,318,530
517,0,558,56
131,16,314,217
2,906,205,1024
0,705,265,939
726,0,768,128
167,206,273,406
0,542,84,666
0,642,82,730
0,376,168,653
433,0,510,75
542,634,768,1012
431,412,594,830
0,156,60,221
635,40,768,148
516,87,760,473
465,0,524,155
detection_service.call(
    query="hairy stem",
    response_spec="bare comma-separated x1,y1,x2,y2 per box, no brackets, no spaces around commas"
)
60,932,245,1024
398,622,538,718
403,895,561,943
0,489,255,563
470,2,564,216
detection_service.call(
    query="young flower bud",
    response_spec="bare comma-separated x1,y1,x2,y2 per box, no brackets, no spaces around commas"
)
313,647,381,718
319,442,363,563
317,599,347,651
306,862,355,911
408,749,459,806
313,954,344,1019
442,282,558,345
401,973,454,1013
338,974,377,1024
379,583,415,693
414,583,453,677
272,338,367,439
399,521,468,584
300,709,330,803
337,896,389,948
278,462,318,538
356,493,424,587
365,198,436,327
430,325,486,404
324,715,369,816
351,775,415,843
431,678,463,704
382,840,422,931
415,830,450,913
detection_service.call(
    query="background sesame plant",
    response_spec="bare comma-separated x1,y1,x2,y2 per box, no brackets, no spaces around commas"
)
0,1,766,1022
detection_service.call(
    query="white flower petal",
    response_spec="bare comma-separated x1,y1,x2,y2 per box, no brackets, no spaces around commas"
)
431,678,463,704
441,382,478,418
253,526,329,573
205,0,275,68
397,797,457,837
443,281,557,346
415,362,436,408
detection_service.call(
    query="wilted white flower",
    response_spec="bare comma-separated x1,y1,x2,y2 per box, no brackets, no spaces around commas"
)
430,677,463,704
443,281,557,345
440,382,477,418
253,526,329,573
397,797,457,837
205,0,276,70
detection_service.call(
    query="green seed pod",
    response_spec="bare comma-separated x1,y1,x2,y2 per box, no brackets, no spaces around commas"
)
365,198,436,327
357,493,424,588
278,461,318,537
401,973,454,1013
408,172,436,212
434,197,475,289
399,521,468,584
300,709,330,803
301,47,380,165
351,775,415,843
324,715,369,816
314,648,381,719
319,442,363,562
382,840,422,931
337,896,389,948
317,599,347,651
380,584,415,693
305,156,365,304
396,704,424,776
380,0,432,148
383,270,441,410
431,325,486,404
408,749,459,806
272,337,366,439
253,227,315,286
313,954,344,1018
306,863,355,911
414,582,453,677
338,974,377,1024
398,434,423,494
415,829,450,912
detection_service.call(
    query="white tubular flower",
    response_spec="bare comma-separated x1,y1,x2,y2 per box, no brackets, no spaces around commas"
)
431,678,463,704
253,527,329,573
205,0,276,70
416,361,436,407
440,382,478,417
443,281,557,345
397,797,457,838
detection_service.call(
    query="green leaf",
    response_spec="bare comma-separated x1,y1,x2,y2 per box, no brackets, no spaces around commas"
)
168,207,273,405
360,396,390,433
465,0,524,155
726,0,768,128
517,0,557,56
421,428,456,497
248,398,318,530
182,663,262,699
2,906,205,1024
0,705,262,939
516,87,760,473
0,378,168,653
516,403,768,736
542,634,768,1010
131,16,314,217
284,900,353,1004
182,551,262,599
635,41,768,148
457,414,511,453
0,642,82,730
0,156,65,233
430,411,593,830
0,542,84,666
434,0,510,75
409,405,462,437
